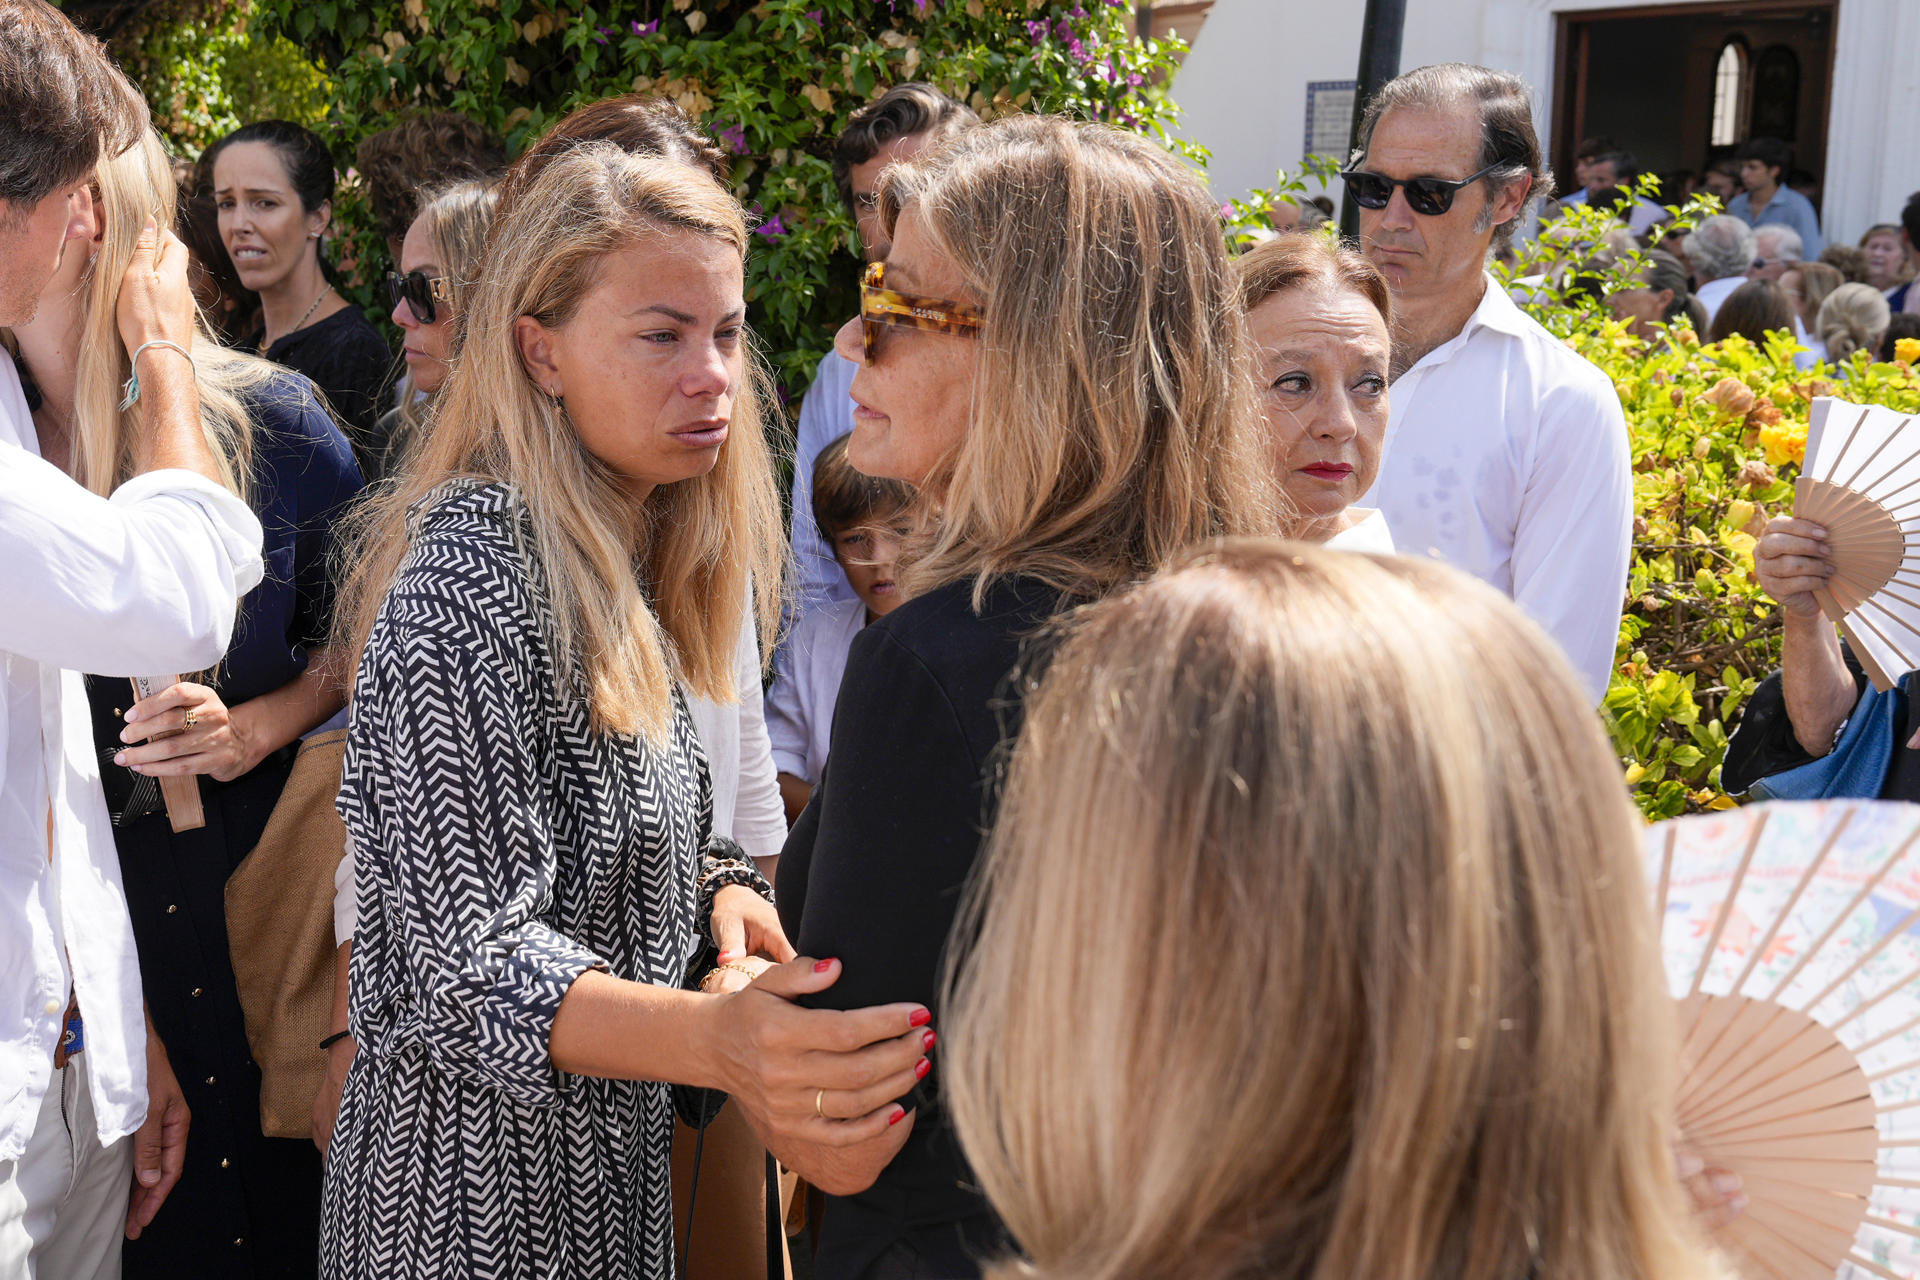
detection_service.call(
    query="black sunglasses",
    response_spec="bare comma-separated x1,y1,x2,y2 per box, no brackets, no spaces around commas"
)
386,270,453,324
1341,161,1504,216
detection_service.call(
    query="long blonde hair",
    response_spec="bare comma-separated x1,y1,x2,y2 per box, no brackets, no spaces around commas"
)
876,115,1286,603
336,146,783,742
8,128,274,498
945,540,1720,1280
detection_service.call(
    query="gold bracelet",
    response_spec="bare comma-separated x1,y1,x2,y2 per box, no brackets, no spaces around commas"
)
699,960,762,993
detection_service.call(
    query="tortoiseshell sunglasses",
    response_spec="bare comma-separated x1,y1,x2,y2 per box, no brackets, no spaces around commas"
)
858,261,983,365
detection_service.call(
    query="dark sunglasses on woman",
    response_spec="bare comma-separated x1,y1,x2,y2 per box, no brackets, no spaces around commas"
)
386,270,453,325
1340,160,1504,216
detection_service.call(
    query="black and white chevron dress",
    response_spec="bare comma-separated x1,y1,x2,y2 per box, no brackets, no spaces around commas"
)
320,481,767,1279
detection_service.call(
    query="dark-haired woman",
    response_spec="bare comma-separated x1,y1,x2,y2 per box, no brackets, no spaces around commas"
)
208,121,396,478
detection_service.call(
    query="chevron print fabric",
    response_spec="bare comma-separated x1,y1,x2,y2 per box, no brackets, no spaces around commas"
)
320,481,770,1279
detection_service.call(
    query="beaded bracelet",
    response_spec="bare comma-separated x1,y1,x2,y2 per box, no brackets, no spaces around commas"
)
119,339,196,412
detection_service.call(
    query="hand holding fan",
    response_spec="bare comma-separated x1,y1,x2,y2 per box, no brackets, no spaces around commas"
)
1793,398,1920,692
1649,799,1920,1278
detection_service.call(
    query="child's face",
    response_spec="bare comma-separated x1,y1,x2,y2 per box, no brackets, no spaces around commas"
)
831,511,910,617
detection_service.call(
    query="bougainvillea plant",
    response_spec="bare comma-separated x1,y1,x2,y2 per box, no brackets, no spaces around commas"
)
235,0,1186,402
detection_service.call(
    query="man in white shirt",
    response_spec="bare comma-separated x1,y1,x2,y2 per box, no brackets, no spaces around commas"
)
787,84,976,619
0,4,264,1275
1685,215,1760,324
1346,62,1632,702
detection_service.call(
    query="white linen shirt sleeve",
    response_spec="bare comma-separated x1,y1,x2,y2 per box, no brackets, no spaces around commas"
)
728,612,788,860
334,831,359,945
0,443,264,674
1508,363,1633,704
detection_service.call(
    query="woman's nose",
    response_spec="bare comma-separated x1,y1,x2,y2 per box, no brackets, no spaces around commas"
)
834,315,864,365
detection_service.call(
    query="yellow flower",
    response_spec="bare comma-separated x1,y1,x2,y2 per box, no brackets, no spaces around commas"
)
1759,420,1807,468
1898,337,1920,367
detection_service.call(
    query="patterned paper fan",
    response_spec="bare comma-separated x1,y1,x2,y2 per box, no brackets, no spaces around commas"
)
1794,397,1920,692
1649,799,1920,1278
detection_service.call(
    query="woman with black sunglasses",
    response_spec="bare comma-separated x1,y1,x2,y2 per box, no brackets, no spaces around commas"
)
381,179,499,474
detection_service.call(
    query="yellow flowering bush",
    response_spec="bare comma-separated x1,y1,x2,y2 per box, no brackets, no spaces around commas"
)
1522,229,1920,816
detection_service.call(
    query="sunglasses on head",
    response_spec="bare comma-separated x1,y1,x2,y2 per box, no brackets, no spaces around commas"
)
386,270,453,325
1340,161,1504,216
857,261,983,365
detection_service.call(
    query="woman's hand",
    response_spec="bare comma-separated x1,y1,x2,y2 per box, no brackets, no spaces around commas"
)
700,955,774,995
704,956,932,1169
115,681,258,782
711,883,797,966
1754,516,1835,619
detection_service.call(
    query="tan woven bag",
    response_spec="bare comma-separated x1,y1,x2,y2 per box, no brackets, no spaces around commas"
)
224,727,350,1139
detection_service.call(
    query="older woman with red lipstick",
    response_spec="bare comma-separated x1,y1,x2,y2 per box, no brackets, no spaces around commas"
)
1239,234,1395,551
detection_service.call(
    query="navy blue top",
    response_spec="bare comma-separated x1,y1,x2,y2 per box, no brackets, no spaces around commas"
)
219,370,365,704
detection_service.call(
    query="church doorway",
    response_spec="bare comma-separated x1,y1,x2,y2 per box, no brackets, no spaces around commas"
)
1551,0,1837,206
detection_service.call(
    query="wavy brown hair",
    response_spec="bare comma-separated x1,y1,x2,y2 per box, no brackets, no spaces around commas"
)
876,114,1287,604
946,540,1724,1280
336,146,783,742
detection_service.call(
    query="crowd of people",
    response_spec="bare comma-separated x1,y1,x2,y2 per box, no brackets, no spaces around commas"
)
1530,130,1920,365
2,0,1910,1276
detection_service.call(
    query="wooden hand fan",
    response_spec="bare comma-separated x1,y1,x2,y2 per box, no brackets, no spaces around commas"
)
1793,397,1920,692
1649,799,1920,1278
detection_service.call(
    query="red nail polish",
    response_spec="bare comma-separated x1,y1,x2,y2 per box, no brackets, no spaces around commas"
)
813,959,834,973
922,1030,937,1051
888,1107,906,1126
908,1008,932,1028
914,1057,931,1080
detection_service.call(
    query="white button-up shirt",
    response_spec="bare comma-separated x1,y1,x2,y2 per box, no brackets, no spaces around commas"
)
0,357,263,1160
1365,274,1632,703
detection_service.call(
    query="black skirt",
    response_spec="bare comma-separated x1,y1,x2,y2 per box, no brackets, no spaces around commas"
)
87,676,322,1279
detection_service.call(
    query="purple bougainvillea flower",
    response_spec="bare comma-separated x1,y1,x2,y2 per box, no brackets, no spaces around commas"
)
1024,18,1048,42
718,124,749,155
1069,4,1086,15
756,214,789,238
1053,17,1072,39
631,18,658,34
1219,202,1234,220
805,8,822,23
593,24,612,43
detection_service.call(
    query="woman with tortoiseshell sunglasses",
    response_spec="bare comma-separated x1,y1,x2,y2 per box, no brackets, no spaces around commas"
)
768,114,1289,1280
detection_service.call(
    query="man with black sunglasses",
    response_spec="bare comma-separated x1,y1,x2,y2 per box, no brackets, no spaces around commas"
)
1345,63,1631,705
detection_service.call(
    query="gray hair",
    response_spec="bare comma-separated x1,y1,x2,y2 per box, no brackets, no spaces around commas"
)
1754,224,1804,264
1683,215,1757,283
1354,62,1554,254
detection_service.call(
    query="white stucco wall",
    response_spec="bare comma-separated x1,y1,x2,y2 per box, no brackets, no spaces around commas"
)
1173,0,1920,245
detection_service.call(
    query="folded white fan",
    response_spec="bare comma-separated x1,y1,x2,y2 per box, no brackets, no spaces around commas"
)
1794,397,1920,691
1649,799,1920,1278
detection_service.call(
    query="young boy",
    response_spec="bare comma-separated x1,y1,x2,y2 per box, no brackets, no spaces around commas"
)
768,433,913,823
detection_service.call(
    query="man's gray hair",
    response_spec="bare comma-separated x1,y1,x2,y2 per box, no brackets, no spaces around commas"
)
1684,215,1758,283
1353,62,1554,254
1754,224,1804,264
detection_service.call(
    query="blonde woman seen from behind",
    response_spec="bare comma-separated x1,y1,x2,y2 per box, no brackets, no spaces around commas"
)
1818,281,1893,365
946,541,1726,1280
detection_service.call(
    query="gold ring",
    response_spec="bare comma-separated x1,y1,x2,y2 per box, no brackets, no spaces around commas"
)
815,1089,828,1120
183,709,198,729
